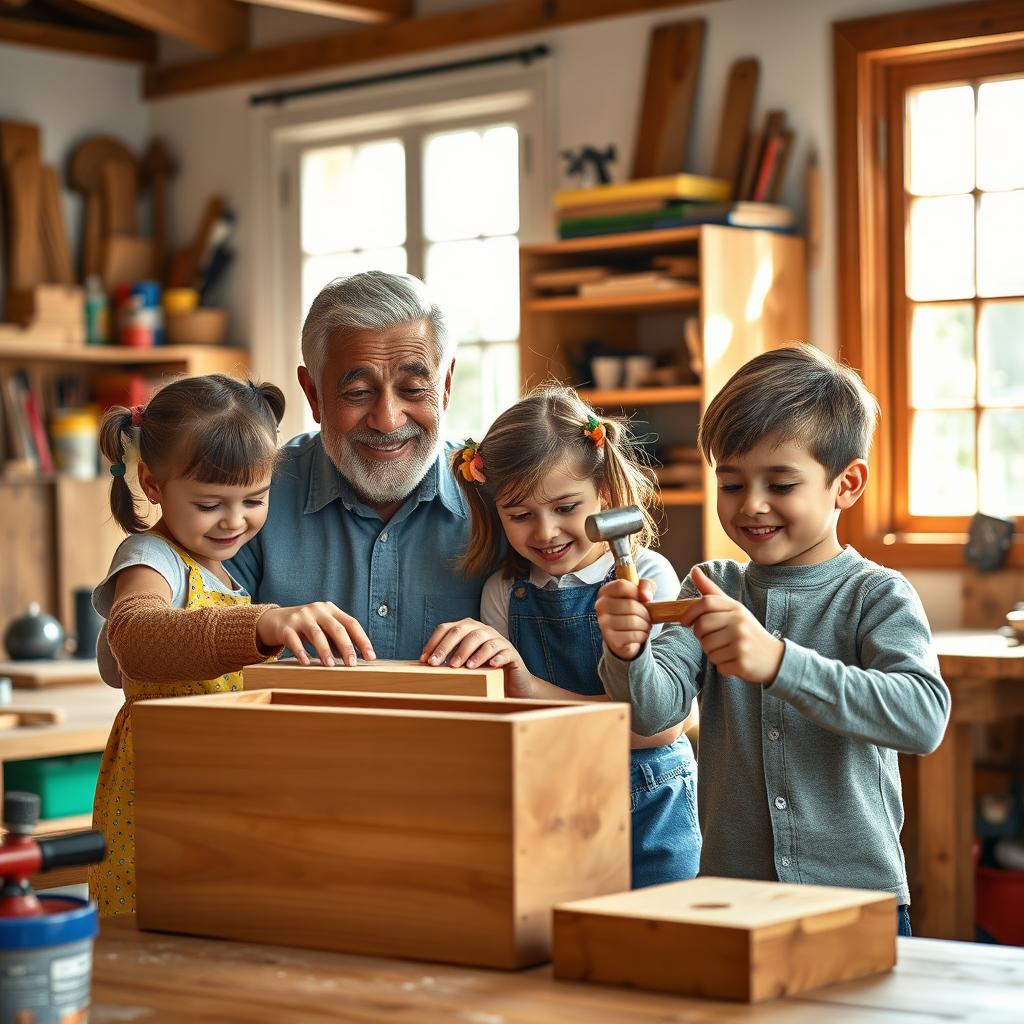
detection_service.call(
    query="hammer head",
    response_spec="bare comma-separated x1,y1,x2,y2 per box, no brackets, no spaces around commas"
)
585,505,644,543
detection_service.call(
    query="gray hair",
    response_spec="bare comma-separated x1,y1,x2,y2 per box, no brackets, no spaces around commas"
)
300,271,449,388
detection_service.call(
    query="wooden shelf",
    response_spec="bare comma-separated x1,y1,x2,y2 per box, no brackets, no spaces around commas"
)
579,386,702,406
0,342,245,364
33,813,94,837
523,226,703,256
525,288,700,313
657,488,703,506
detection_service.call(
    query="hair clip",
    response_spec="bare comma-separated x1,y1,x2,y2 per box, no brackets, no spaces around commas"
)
131,404,145,427
458,439,485,483
109,463,127,477
583,415,606,449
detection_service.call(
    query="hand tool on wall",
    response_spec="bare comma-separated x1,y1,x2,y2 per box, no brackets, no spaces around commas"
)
140,139,178,282
585,506,699,623
67,135,136,279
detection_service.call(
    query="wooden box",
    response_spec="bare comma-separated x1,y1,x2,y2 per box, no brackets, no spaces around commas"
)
552,877,897,1002
244,658,504,697
134,689,630,968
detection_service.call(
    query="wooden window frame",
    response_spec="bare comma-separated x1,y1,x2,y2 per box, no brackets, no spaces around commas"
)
834,1,1024,569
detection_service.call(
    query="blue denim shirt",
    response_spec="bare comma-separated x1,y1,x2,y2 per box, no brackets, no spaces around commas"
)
228,433,484,659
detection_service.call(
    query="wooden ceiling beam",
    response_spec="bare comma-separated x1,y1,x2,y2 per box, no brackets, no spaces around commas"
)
0,14,155,61
75,0,249,54
146,0,719,98
235,0,411,25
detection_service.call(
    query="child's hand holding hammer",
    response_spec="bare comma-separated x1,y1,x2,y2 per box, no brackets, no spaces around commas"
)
595,577,658,661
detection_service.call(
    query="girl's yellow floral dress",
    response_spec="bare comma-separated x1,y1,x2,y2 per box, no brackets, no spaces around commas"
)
89,545,248,916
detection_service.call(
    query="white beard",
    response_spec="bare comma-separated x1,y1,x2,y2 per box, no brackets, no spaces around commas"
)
321,420,440,506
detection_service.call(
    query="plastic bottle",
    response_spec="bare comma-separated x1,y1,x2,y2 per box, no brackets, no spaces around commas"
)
83,276,109,345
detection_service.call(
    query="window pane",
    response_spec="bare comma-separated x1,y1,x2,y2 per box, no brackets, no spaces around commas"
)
906,84,974,196
302,248,407,319
978,300,1024,405
910,303,975,408
906,195,975,301
909,410,976,515
477,236,520,342
424,125,519,242
979,410,1024,515
301,139,405,255
446,341,519,442
977,78,1024,192
425,239,484,343
977,191,1024,297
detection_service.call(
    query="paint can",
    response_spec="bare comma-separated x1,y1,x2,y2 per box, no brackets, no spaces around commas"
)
0,895,98,1024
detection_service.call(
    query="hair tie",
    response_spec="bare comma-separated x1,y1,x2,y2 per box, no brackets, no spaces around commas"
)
109,463,127,477
583,415,606,449
458,439,485,483
131,404,145,427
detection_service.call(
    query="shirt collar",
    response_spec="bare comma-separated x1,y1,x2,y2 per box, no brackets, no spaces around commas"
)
529,550,613,589
304,436,466,520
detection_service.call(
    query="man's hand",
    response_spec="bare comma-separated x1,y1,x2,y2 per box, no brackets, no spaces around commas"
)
419,618,536,696
677,567,784,684
256,602,375,667
595,577,657,661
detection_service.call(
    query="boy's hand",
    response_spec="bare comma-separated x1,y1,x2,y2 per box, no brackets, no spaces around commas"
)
596,577,657,661
256,602,375,667
678,567,784,684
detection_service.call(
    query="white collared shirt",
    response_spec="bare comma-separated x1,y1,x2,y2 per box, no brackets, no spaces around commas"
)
480,547,680,639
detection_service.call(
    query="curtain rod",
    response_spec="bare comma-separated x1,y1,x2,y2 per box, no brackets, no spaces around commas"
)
250,43,550,108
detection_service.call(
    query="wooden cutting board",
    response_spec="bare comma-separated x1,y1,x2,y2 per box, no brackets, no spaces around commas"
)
712,58,760,189
632,20,706,178
0,659,102,689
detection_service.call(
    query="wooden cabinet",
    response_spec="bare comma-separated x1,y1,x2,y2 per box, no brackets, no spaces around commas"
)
0,341,249,638
519,225,807,568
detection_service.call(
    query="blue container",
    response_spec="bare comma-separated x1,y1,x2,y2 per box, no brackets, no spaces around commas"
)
0,895,98,1024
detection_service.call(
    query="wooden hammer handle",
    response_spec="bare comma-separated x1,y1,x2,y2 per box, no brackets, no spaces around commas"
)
614,561,639,585
648,598,701,624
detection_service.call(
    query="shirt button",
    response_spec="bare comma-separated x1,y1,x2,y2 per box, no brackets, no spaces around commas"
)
781,856,792,867
768,727,781,741
377,604,389,617
774,796,787,810
771,629,783,639
380,531,389,542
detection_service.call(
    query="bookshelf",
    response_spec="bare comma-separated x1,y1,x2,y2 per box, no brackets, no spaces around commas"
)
0,339,250,637
519,224,808,570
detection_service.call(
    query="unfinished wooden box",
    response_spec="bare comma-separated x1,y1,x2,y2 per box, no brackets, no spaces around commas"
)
552,877,897,1002
244,658,504,697
134,689,630,968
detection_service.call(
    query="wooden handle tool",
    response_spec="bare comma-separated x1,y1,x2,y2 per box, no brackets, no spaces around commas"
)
648,598,701,624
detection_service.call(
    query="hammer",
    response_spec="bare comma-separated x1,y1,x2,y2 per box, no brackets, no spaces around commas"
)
585,506,700,624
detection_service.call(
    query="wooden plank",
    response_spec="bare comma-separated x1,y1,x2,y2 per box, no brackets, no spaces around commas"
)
0,16,155,61
237,0,411,23
145,0,720,98
711,57,758,187
0,480,55,641
134,691,629,968
0,659,102,688
74,0,248,54
4,152,43,291
38,165,74,285
632,20,706,178
244,658,504,697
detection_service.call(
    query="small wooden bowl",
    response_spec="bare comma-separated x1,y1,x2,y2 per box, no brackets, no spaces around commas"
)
165,308,227,346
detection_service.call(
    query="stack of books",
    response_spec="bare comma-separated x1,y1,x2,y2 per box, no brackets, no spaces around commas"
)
555,174,794,240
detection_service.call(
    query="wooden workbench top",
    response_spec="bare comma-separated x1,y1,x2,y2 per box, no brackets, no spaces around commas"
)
90,918,1024,1023
2,681,122,761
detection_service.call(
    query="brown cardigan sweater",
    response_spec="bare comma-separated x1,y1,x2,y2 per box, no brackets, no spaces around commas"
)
104,591,283,686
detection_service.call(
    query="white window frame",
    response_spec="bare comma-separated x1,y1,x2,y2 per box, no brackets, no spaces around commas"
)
250,62,553,441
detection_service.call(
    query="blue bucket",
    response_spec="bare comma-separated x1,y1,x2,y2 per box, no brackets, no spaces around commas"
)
0,895,98,1024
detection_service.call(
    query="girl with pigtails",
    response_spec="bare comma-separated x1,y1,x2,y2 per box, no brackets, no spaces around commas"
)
420,384,701,888
90,373,372,916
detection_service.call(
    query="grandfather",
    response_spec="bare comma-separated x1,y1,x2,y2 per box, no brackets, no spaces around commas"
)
228,271,486,661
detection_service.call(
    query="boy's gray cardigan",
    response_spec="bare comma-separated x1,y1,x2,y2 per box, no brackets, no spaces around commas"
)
599,546,951,904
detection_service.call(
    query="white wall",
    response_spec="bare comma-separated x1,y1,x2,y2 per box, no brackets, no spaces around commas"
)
0,42,150,275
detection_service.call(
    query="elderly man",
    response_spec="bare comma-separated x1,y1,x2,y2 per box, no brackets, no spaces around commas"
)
228,271,487,662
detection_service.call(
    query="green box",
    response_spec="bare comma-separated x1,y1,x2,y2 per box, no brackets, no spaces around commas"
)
4,752,102,819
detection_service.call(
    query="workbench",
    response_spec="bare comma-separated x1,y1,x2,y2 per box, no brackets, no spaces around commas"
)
88,918,1024,1023
903,631,1024,941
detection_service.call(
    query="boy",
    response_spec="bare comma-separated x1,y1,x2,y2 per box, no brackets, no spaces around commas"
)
596,344,950,936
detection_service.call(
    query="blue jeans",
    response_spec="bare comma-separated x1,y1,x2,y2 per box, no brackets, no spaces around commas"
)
630,738,702,889
898,905,912,937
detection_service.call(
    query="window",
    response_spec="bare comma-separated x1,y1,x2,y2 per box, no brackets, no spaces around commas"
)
835,5,1024,567
256,71,549,444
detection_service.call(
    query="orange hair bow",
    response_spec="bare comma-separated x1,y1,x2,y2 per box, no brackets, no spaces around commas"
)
459,439,485,483
583,415,605,449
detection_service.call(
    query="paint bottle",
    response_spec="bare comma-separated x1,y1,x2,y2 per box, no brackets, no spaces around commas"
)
83,275,109,345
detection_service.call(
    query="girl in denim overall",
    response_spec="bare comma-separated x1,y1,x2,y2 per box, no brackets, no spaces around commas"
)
423,384,700,887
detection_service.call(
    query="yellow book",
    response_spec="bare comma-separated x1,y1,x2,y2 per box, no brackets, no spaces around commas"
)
555,174,732,211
